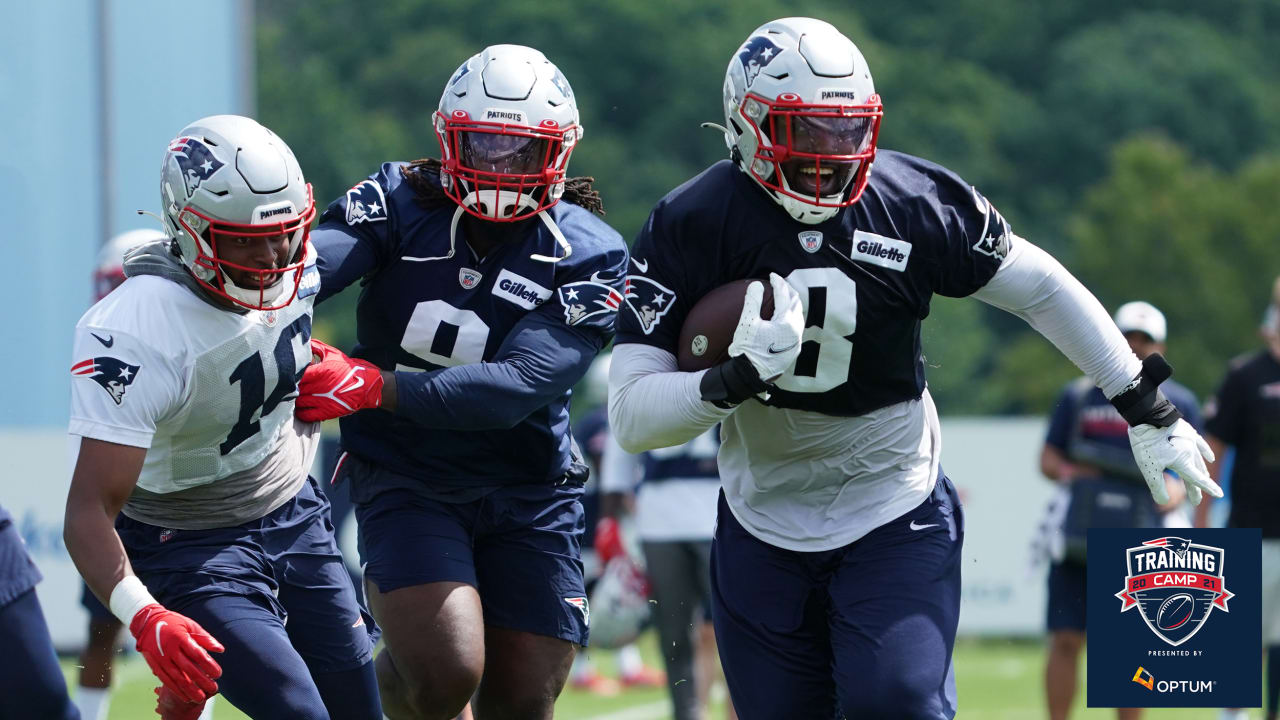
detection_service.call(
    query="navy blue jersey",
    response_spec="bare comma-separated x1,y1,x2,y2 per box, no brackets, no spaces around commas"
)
313,163,627,486
0,504,42,607
1045,377,1202,483
616,153,1011,416
641,426,720,484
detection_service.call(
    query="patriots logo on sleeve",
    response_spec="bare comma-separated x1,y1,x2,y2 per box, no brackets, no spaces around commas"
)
558,276,623,326
168,137,224,199
623,276,676,335
71,356,141,405
971,188,1012,261
345,180,388,225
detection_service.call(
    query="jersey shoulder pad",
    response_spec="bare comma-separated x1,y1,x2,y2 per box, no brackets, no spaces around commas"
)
337,161,413,227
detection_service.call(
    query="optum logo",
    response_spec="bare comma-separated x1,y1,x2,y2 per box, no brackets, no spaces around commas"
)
1132,668,1216,694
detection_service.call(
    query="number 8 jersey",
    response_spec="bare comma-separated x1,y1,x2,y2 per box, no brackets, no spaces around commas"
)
68,243,322,530
616,152,1010,550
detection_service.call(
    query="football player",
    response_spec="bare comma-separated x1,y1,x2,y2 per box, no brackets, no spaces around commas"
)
295,45,627,719
607,18,1221,719
63,115,381,720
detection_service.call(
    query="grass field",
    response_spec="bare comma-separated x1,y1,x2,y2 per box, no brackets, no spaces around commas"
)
61,635,1246,719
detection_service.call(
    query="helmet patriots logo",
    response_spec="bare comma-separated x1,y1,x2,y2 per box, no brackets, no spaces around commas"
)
71,356,141,405
559,279,622,326
168,137,224,199
624,276,676,335
738,36,783,88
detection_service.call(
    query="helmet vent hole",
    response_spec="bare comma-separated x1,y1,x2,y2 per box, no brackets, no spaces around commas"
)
729,118,744,135
202,137,219,147
209,189,230,197
770,73,789,80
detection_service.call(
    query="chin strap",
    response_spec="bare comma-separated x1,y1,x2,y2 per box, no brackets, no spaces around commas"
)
401,205,465,263
530,211,572,263
401,204,573,265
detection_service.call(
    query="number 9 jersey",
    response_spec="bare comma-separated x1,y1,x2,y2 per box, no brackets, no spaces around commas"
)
68,242,322,530
616,151,1011,550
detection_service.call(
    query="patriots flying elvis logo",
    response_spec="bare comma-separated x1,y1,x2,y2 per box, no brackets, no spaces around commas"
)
345,180,388,225
559,278,622,326
71,356,141,405
168,136,224,199
738,36,783,88
624,276,676,335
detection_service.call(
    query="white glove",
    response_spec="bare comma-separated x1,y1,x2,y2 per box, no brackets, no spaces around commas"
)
1128,418,1222,506
727,273,805,382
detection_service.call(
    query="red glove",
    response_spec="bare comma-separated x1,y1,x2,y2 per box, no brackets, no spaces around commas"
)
595,517,626,565
130,604,224,704
155,686,208,720
296,339,385,422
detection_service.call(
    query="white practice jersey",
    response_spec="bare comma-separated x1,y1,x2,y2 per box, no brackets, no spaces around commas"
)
718,390,941,552
69,255,322,529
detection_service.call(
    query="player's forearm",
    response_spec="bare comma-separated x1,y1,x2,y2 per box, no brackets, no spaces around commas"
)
971,238,1140,398
64,494,134,609
608,344,732,453
392,353,592,430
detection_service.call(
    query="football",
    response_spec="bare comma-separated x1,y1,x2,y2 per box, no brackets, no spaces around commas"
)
677,279,774,372
1156,593,1195,631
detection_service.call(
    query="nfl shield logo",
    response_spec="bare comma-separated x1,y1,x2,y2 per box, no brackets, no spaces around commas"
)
459,268,482,289
798,230,823,253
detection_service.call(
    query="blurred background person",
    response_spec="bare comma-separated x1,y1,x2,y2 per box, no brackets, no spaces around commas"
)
1200,276,1280,720
599,424,735,720
1038,301,1202,720
573,354,666,695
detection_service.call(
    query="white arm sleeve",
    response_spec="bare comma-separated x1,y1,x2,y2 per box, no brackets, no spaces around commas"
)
970,237,1141,398
607,344,733,453
599,434,640,494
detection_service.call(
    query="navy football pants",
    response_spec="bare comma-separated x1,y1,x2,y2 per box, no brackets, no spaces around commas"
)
0,589,79,719
711,476,964,720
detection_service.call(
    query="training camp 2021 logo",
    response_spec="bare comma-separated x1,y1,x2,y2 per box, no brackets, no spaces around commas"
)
1115,536,1233,647
1086,529,1260,709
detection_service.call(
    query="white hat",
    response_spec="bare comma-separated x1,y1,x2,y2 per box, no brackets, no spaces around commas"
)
1114,301,1167,343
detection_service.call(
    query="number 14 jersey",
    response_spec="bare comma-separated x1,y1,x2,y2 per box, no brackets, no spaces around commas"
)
616,152,1010,550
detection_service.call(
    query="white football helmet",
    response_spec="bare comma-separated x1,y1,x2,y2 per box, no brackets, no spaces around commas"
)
160,114,315,310
94,228,167,301
434,45,583,222
588,557,651,649
721,18,883,224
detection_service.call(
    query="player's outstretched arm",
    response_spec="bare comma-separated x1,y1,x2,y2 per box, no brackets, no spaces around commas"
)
969,237,1221,506
298,313,601,430
64,438,224,704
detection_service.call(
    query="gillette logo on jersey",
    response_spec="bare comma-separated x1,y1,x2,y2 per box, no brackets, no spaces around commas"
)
168,137,224,198
1085,528,1260,709
71,356,140,405
1115,536,1233,646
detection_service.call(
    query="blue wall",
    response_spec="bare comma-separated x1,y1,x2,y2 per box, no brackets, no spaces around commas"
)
0,0,251,427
